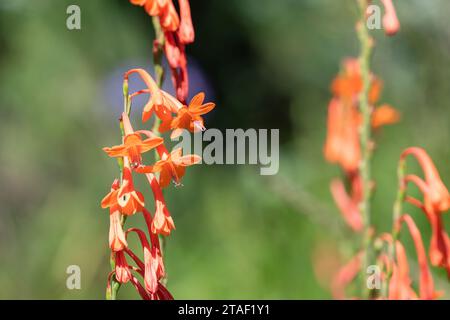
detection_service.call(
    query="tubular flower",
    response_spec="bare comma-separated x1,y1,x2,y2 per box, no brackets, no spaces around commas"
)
325,58,399,174
331,251,363,299
128,0,195,102
388,240,417,300
394,214,440,299
146,173,175,235
330,176,363,232
406,196,450,277
178,0,195,44
401,147,450,213
125,69,183,123
103,127,163,168
109,210,128,252
324,98,361,173
399,147,450,276
169,92,215,138
380,0,400,36
130,0,179,32
115,250,132,284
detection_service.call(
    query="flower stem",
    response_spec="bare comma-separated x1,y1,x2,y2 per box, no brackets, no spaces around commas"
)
356,0,374,298
152,16,165,134
151,16,168,285
383,158,406,297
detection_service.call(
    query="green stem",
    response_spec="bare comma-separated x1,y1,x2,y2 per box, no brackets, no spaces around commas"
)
356,0,374,298
151,16,168,285
382,158,406,297
151,16,165,134
107,80,131,300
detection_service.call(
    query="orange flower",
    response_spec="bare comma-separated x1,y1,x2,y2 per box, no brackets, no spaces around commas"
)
108,210,128,252
402,147,450,213
330,176,363,232
331,58,362,102
129,0,179,32
388,240,417,299
160,92,215,139
178,0,195,44
146,173,175,235
103,112,163,167
406,196,450,277
324,98,360,173
394,214,440,299
125,69,183,123
371,104,400,129
136,147,201,188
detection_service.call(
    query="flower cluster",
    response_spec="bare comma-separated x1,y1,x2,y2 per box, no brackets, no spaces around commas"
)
324,0,449,300
130,0,195,102
332,147,449,299
324,58,400,231
102,68,214,299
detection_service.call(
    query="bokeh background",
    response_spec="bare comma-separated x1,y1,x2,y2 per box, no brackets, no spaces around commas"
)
0,0,449,299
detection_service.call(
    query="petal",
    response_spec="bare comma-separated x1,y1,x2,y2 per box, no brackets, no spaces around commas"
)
170,128,185,140
189,92,205,108
189,102,215,116
140,137,164,153
372,104,400,129
174,154,201,166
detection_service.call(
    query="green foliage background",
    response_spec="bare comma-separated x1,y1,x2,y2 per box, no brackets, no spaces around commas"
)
0,0,449,299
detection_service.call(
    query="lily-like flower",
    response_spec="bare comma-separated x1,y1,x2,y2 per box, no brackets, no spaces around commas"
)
125,69,183,123
137,147,201,188
160,92,215,139
103,112,163,167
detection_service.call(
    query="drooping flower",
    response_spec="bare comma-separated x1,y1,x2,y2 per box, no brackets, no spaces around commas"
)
324,98,361,173
331,251,364,299
109,210,128,252
394,214,440,299
129,0,180,32
380,0,400,36
405,195,450,277
127,227,165,294
388,240,417,299
401,147,450,214
146,173,175,235
125,69,183,123
178,0,195,44
115,250,132,284
330,176,363,232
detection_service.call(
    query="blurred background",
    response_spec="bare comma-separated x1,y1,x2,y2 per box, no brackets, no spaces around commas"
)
0,0,449,299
